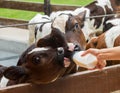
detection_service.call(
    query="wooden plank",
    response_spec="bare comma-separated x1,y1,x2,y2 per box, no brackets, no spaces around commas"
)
0,17,28,29
51,4,80,11
0,0,44,12
0,64,120,93
0,0,80,12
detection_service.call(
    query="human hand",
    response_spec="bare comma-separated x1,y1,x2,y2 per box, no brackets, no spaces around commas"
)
81,48,100,56
81,48,106,69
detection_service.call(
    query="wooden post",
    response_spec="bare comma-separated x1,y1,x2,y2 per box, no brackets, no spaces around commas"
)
44,0,51,16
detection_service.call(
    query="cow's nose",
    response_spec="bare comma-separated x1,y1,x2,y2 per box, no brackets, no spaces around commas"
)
74,44,81,51
57,47,64,55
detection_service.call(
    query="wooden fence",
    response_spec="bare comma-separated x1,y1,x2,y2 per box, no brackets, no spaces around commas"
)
0,64,120,93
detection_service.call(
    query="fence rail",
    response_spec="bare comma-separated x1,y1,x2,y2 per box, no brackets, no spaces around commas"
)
0,64,120,93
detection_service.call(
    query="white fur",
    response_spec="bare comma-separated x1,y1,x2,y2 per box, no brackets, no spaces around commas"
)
73,0,113,40
35,22,52,42
28,14,51,45
0,76,9,88
106,18,120,26
105,26,120,48
50,10,75,20
52,15,69,34
28,47,49,54
95,0,113,11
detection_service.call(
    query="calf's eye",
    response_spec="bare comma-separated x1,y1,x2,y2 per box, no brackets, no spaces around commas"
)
32,56,40,64
74,23,79,30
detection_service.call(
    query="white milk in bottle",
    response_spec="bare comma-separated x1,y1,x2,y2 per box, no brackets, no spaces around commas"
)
72,51,98,69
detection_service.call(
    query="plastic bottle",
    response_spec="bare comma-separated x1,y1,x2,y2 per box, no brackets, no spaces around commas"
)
72,51,98,69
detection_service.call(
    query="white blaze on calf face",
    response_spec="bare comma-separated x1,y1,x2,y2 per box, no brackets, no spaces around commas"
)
52,15,69,34
105,26,120,48
28,47,49,54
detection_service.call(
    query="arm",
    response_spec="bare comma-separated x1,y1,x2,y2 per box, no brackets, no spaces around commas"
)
82,46,120,60
97,46,120,60
81,46,120,69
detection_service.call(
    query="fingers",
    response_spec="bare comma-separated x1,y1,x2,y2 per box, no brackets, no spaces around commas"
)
95,60,106,69
97,53,112,60
81,48,100,56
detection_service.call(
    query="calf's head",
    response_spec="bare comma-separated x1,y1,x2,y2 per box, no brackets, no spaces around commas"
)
3,28,76,85
52,11,86,51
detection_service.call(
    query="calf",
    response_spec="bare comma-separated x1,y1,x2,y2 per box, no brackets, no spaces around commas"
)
50,0,115,41
2,28,76,86
86,23,120,65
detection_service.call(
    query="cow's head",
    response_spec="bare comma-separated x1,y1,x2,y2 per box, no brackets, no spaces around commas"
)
52,11,86,51
86,34,107,50
3,28,76,84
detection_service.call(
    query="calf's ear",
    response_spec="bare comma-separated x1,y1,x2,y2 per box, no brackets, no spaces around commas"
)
78,11,86,21
3,66,26,80
37,28,68,48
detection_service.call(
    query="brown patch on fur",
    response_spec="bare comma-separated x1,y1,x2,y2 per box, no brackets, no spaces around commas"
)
114,35,120,46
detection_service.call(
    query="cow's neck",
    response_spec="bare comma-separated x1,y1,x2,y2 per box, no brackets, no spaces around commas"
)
110,0,120,12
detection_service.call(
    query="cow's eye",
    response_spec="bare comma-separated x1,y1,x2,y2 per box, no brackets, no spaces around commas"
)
32,56,40,64
74,23,79,30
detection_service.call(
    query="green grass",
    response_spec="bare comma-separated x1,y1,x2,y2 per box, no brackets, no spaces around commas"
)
0,0,93,20
18,0,93,6
0,8,38,21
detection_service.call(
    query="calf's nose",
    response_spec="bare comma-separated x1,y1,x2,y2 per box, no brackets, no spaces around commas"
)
57,47,64,55
74,44,81,51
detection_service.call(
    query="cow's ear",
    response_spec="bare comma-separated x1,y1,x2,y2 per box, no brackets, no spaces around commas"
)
78,11,86,21
3,66,26,80
37,36,52,47
37,28,67,48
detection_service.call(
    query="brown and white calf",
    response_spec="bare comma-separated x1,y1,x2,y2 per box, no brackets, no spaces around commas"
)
52,11,86,50
50,0,115,41
0,28,77,87
86,22,120,65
